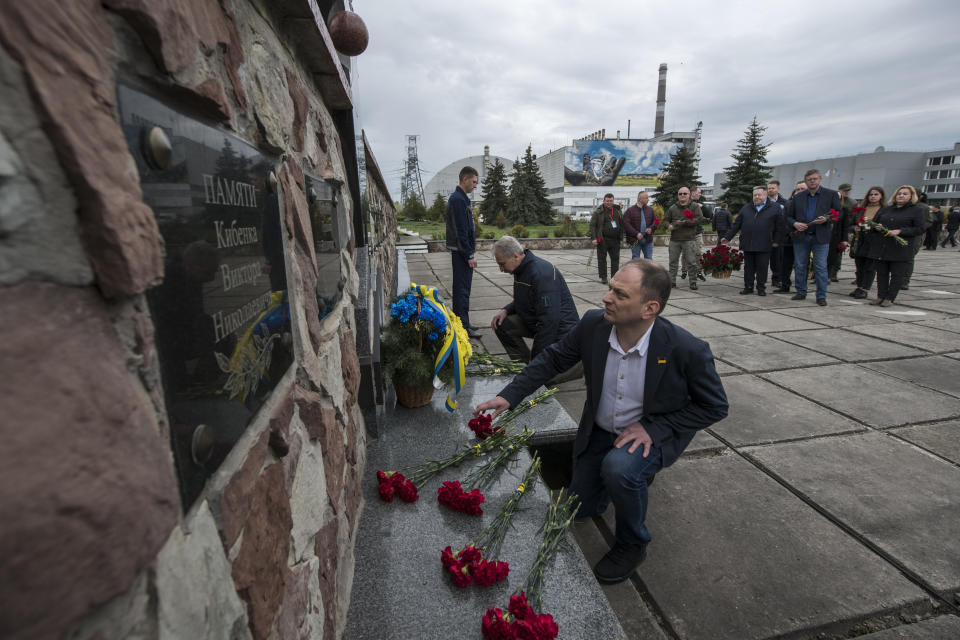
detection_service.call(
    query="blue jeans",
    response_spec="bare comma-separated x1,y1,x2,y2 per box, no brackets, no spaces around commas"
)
792,235,829,299
570,427,663,546
631,237,654,260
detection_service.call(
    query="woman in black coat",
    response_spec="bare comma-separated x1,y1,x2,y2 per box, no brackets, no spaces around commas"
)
862,185,926,307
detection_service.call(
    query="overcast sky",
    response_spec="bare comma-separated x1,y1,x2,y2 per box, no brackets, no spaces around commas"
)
351,0,959,199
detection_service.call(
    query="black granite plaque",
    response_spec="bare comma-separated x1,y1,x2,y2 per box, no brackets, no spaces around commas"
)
306,174,347,318
118,86,294,508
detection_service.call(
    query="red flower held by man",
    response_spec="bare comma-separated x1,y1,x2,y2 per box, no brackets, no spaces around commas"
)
468,413,503,439
683,209,694,220
828,208,840,222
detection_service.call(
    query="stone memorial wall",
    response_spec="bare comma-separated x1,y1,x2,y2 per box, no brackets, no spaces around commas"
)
0,1,394,639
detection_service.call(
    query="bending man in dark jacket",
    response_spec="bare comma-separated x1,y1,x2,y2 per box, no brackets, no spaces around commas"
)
490,236,579,363
722,186,784,295
477,259,728,584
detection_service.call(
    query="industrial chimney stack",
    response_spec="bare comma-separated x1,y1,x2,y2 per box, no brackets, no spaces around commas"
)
654,63,667,137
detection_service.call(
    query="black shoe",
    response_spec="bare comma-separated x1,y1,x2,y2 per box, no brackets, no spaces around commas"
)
901,284,909,290
697,273,706,282
771,280,781,289
817,298,827,306
600,278,608,284
739,288,753,295
791,294,806,300
853,289,867,299
594,542,647,584
830,276,839,283
671,282,677,288
690,282,698,290
757,290,766,296
467,325,480,331
680,272,687,279
467,329,482,339
774,287,791,294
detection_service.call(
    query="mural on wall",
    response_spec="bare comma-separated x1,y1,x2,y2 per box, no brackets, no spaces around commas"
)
564,139,681,187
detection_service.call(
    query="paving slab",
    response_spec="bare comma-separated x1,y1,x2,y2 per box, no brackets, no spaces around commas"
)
768,328,924,362
852,615,960,639
684,429,726,455
773,304,904,327
710,374,864,445
853,323,960,354
895,298,960,314
746,431,960,596
669,297,754,314
861,356,960,398
345,376,625,640
708,334,838,372
915,316,960,334
762,363,960,428
706,309,827,333
889,420,960,465
667,314,750,338
713,359,742,375
636,452,929,640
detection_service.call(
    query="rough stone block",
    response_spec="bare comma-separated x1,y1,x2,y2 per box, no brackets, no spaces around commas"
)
0,283,178,639
156,502,251,640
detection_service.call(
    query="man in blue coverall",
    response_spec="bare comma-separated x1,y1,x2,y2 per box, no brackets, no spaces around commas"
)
445,166,480,338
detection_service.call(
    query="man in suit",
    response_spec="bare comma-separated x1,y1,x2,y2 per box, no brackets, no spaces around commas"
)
785,169,842,306
766,180,791,291
722,186,784,296
474,260,728,584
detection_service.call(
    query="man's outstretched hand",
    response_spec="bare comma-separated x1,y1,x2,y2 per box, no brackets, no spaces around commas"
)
614,422,653,457
474,396,510,419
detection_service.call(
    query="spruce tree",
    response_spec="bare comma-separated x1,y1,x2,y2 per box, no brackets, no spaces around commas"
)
720,117,773,213
401,194,427,221
478,158,509,224
506,145,554,225
653,143,703,212
427,193,446,222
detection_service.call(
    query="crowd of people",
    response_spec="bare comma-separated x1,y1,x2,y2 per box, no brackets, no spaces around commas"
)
581,170,958,307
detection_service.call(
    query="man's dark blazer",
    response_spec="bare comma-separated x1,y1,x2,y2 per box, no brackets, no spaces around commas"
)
499,310,728,468
785,187,842,244
726,201,785,252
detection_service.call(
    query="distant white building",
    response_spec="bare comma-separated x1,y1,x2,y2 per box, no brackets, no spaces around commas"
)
422,145,514,208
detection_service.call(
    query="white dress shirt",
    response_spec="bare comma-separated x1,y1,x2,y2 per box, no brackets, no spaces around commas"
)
595,320,655,434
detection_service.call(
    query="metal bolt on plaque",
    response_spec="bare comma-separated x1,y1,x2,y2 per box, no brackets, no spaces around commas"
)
144,126,172,170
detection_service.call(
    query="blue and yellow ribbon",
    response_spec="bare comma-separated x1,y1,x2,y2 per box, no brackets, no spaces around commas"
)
410,283,472,411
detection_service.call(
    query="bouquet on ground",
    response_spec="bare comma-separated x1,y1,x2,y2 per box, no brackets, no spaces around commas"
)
381,283,472,408
480,489,579,640
699,244,744,275
375,428,516,504
441,456,542,588
859,214,908,246
439,428,534,515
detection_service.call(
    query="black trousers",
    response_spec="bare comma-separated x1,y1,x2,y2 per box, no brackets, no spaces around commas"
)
451,251,474,328
596,240,620,280
942,229,958,247
827,245,843,277
874,259,908,302
770,246,782,284
742,251,771,291
494,314,584,384
924,224,941,249
855,256,876,290
774,245,793,288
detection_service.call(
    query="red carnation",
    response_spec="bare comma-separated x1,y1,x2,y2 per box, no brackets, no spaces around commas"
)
828,208,840,222
390,471,406,488
652,217,660,225
481,608,515,640
532,613,559,639
509,592,535,621
378,482,395,502
397,480,419,502
448,562,473,587
683,209,694,220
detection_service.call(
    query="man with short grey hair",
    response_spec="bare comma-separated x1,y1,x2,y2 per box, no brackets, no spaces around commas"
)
785,169,841,306
490,237,580,365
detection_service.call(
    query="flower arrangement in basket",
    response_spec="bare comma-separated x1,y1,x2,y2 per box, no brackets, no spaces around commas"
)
699,244,744,278
381,284,473,408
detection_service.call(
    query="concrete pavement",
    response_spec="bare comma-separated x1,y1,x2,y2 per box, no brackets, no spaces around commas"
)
405,243,960,639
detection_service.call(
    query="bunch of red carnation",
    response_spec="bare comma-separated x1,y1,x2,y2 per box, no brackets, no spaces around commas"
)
699,244,743,272
376,470,418,503
437,480,485,515
652,217,660,226
851,206,866,215
827,208,840,222
468,413,503,439
683,209,695,220
481,592,558,640
441,544,509,588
